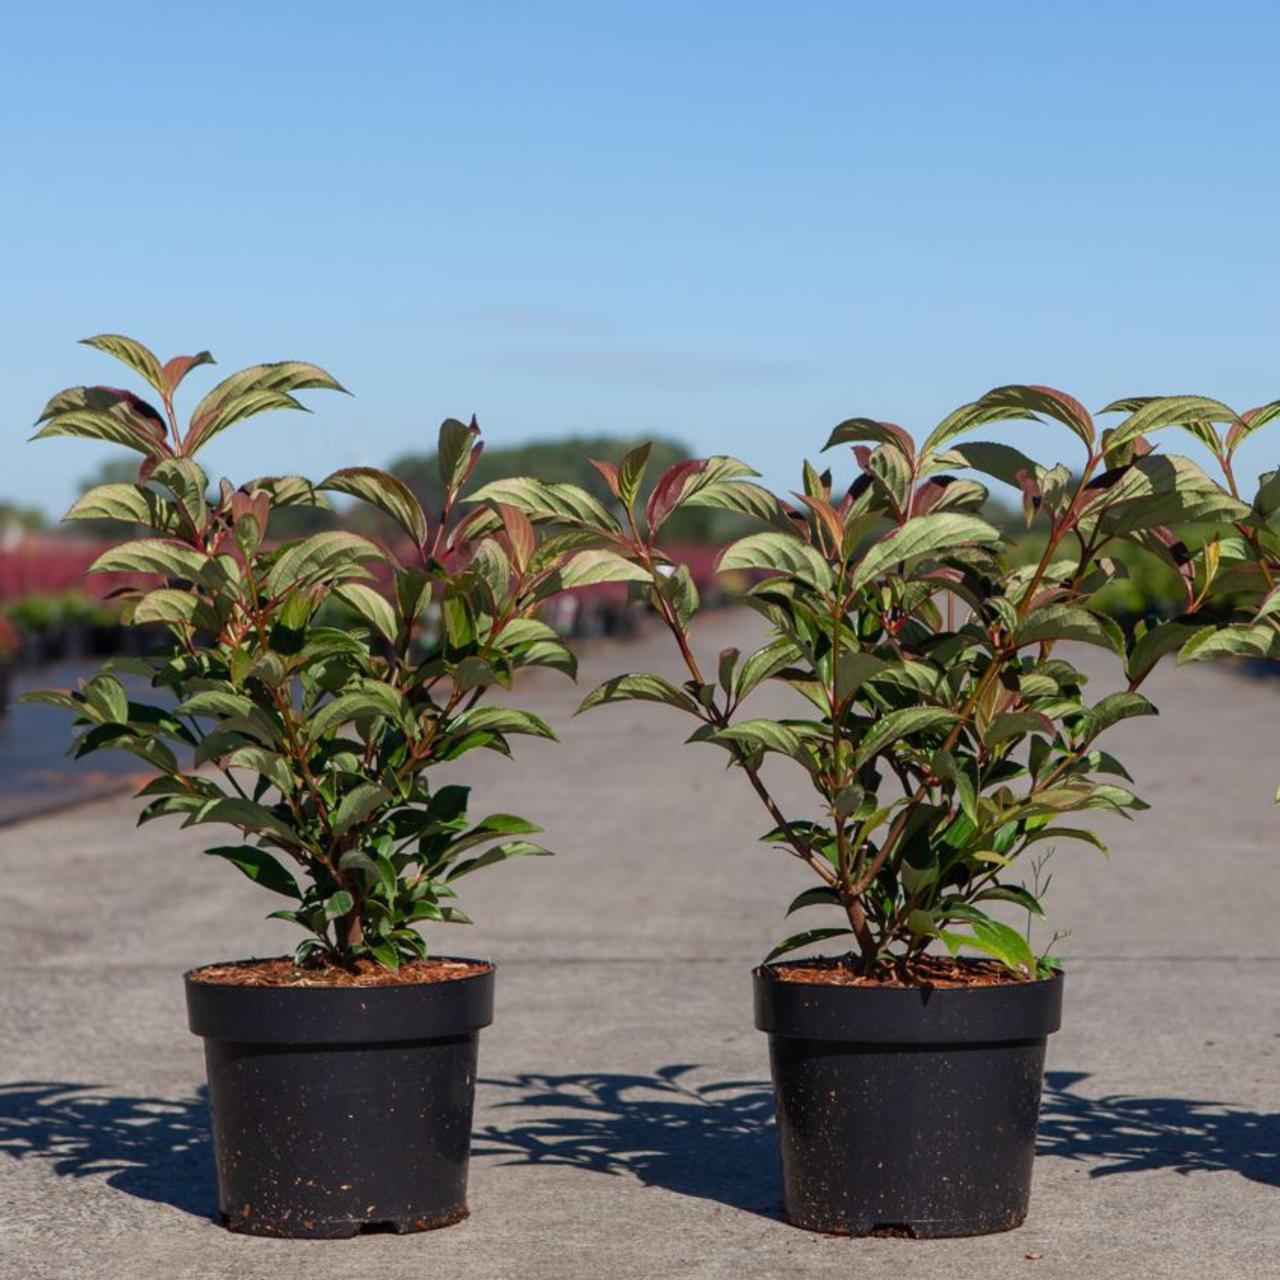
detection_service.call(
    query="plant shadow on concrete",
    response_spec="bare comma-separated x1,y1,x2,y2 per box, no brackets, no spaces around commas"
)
1037,1071,1280,1186
0,1081,214,1218
474,1065,1280,1215
472,1064,783,1218
0,1069,1274,1220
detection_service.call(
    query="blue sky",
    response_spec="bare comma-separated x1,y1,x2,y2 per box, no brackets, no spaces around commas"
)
2,0,1278,515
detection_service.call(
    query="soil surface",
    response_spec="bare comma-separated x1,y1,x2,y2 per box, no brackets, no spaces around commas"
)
187,955,491,988
766,954,1045,989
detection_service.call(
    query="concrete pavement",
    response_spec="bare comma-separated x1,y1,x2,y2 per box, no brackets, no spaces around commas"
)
0,609,1277,1279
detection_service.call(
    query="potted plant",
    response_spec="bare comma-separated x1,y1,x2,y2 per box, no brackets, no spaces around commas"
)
57,590,99,658
23,335,578,1237
5,594,59,666
0,614,19,713
474,387,1247,1237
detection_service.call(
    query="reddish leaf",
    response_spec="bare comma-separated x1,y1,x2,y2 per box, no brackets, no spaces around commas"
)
973,385,1096,450
589,459,621,498
645,458,708,533
162,352,215,394
792,492,844,549
461,437,485,488
497,503,535,573
824,418,915,455
1017,468,1041,526
913,476,954,514
231,489,270,530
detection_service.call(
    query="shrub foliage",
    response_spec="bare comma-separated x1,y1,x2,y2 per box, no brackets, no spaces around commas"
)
24,336,577,968
479,388,1251,974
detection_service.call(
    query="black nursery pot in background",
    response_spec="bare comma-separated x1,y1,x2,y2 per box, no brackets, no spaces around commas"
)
186,960,495,1238
754,967,1063,1238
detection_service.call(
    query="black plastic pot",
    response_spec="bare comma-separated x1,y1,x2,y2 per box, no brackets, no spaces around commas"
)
185,959,494,1238
754,966,1063,1238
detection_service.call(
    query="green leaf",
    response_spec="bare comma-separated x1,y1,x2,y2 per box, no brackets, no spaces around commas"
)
1080,692,1157,738
81,333,166,392
453,656,507,693
189,796,300,846
1126,620,1200,683
1015,605,1123,655
735,638,802,701
265,531,384,596
206,845,301,898
941,917,1036,977
88,539,209,580
185,360,347,455
310,684,406,738
853,707,959,768
835,652,886,703
917,403,1020,457
447,706,558,741
680,478,788,527
332,783,391,834
984,710,1056,747
446,839,554,880
1177,623,1274,664
707,718,808,760
971,885,1045,916
1101,394,1241,450
907,909,939,936
17,688,84,714
324,890,355,920
866,443,913,513
517,637,578,679
764,927,853,963
823,418,915,452
966,385,1095,449
661,563,700,629
32,410,168,457
785,885,844,915
849,513,1000,594
835,784,866,819
438,418,478,491
334,583,399,645
64,483,183,534
148,458,209,529
469,539,512,602
83,674,130,725
577,673,700,715
717,647,739,695
617,442,652,510
131,589,201,627
553,549,652,590
717,531,831,590
225,746,295,795
246,474,333,511
948,441,1041,489
321,466,428,546
176,689,257,719
468,476,620,531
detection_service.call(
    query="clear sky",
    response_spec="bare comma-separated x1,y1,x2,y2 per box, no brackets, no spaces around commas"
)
2,0,1278,516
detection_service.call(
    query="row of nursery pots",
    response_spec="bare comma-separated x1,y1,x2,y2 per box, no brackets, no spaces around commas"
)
186,958,1059,1237
30,338,1278,1242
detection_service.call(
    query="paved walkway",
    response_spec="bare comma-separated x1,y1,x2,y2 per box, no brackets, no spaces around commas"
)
0,611,1277,1279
